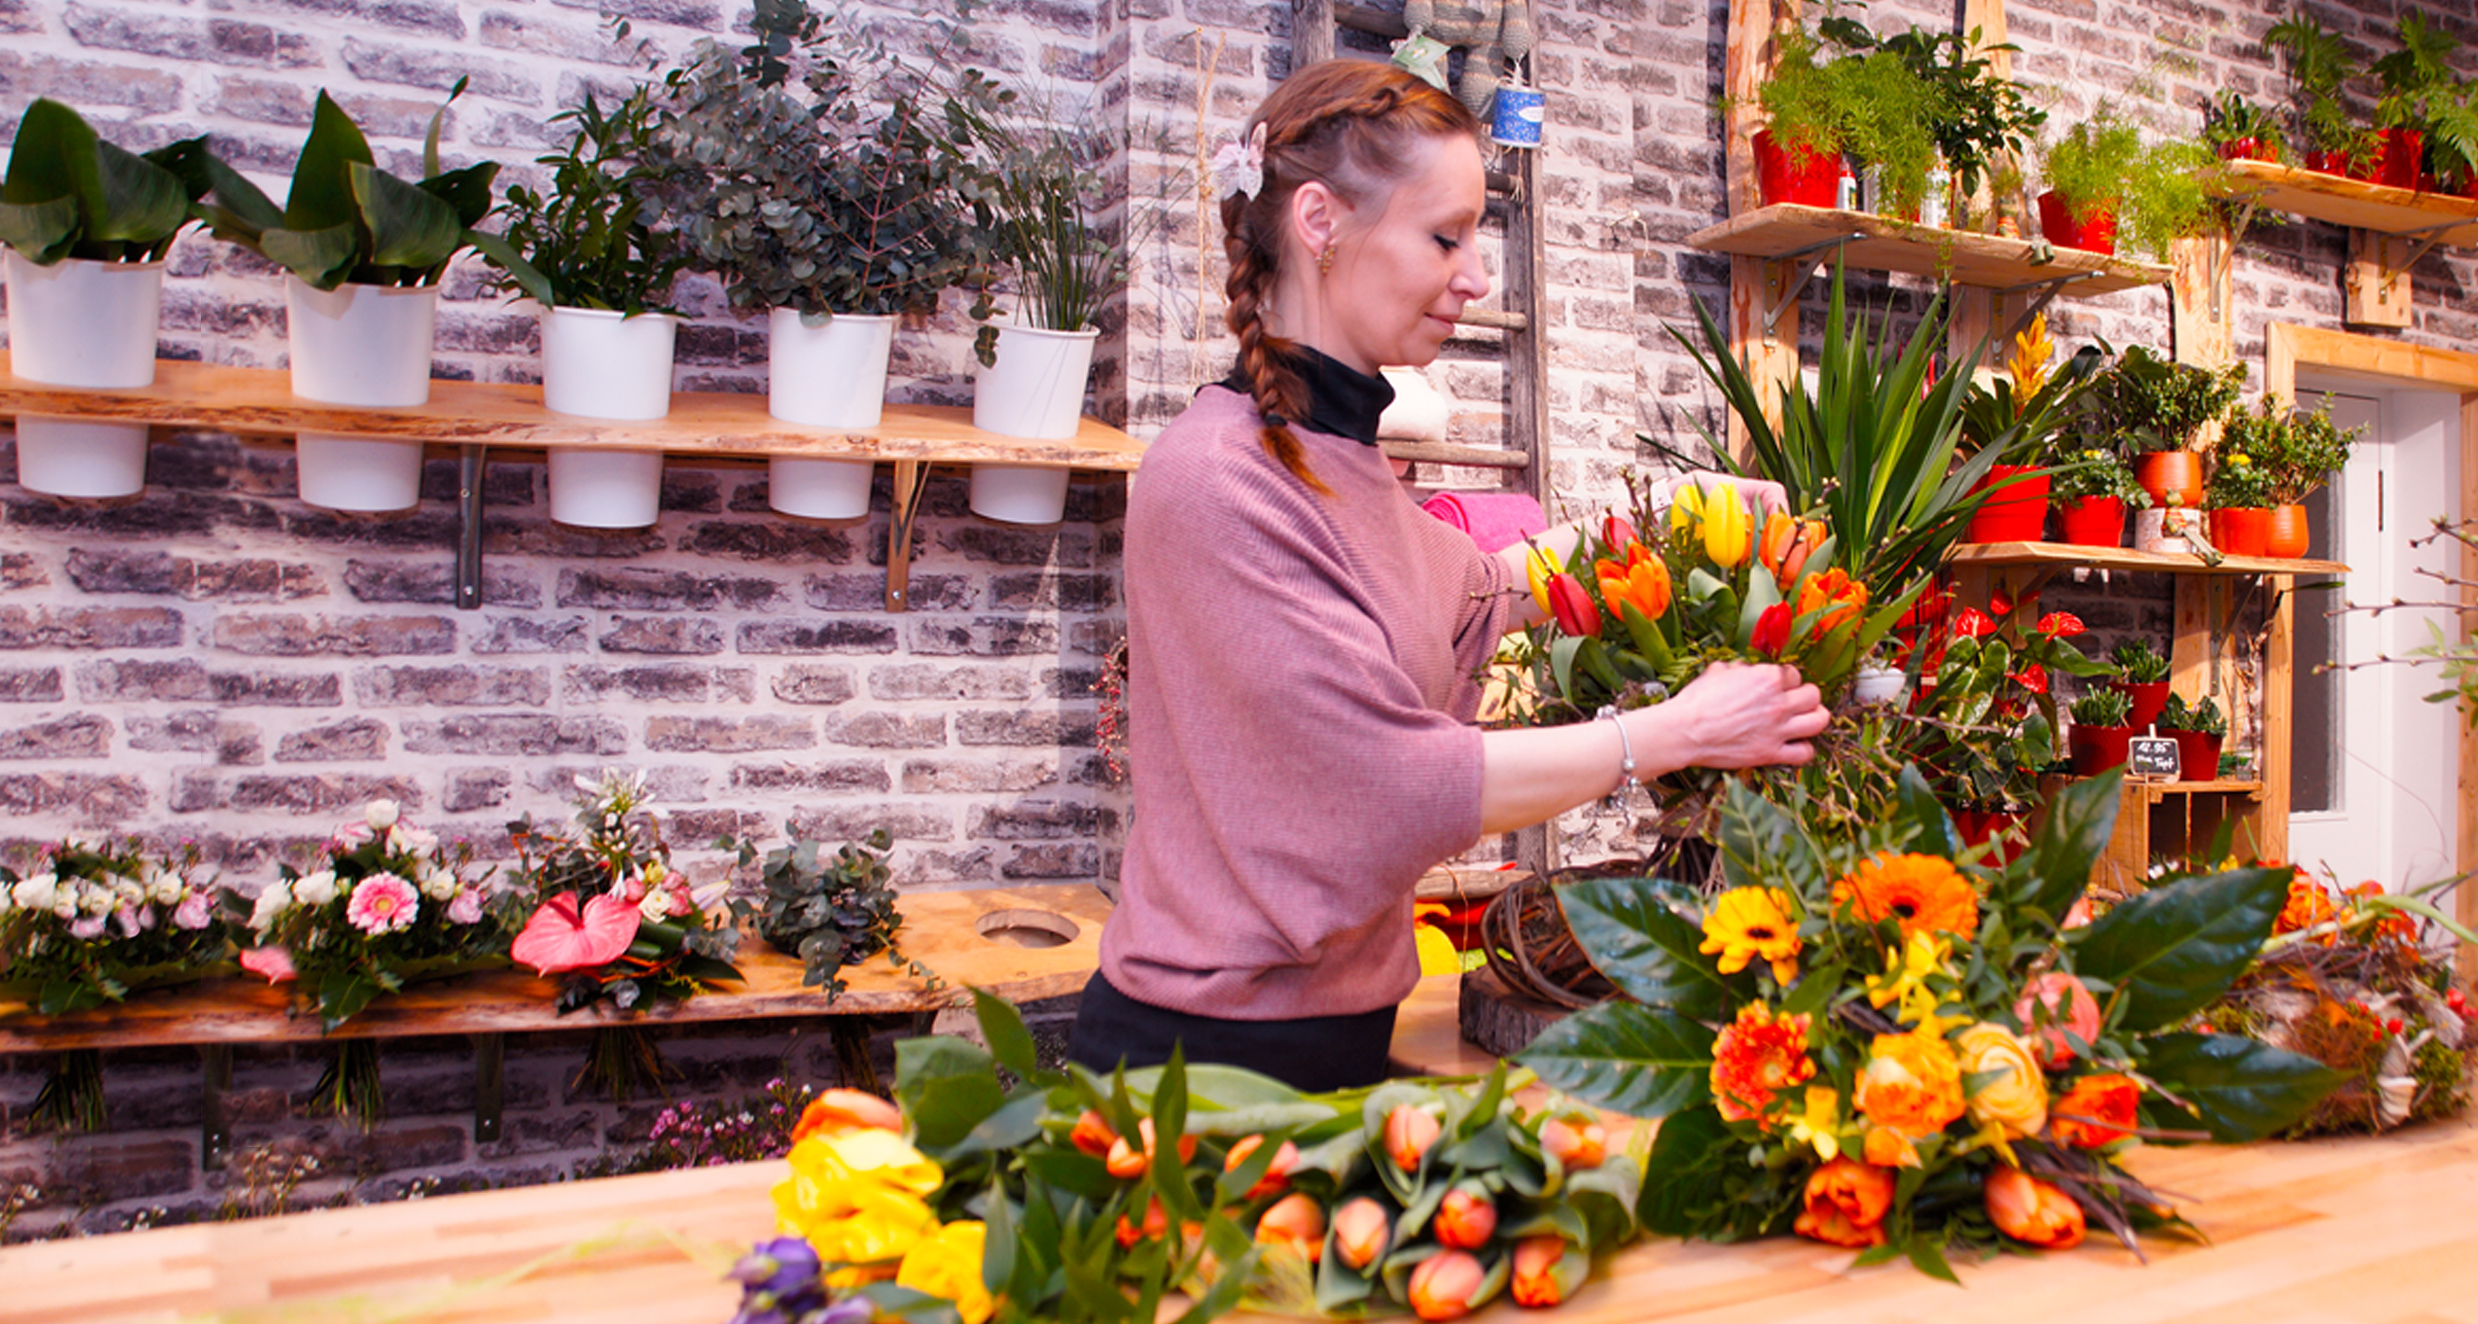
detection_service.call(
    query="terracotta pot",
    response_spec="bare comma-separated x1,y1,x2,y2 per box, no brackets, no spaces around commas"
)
2211,506,2271,558
2057,495,2127,547
2112,679,2172,732
1963,465,2052,543
1755,130,1842,209
2165,729,2225,782
2376,128,2424,190
2265,502,2311,558
1951,807,2030,866
2036,190,2117,255
2068,724,2136,776
2134,450,2204,509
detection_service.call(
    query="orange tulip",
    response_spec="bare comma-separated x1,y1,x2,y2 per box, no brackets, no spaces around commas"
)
1069,1109,1117,1158
1255,1192,1325,1261
1406,1249,1487,1321
1759,512,1827,586
1537,1116,1606,1170
2014,972,2102,1070
1433,1185,1497,1250
1385,1104,1443,1172
1224,1134,1300,1201
2050,1073,2141,1150
1794,566,1869,636
1595,544,1673,624
1792,1156,1896,1248
790,1088,903,1142
1509,1235,1569,1308
1115,1195,1168,1248
1332,1197,1392,1270
1984,1164,2085,1249
1105,1117,1195,1179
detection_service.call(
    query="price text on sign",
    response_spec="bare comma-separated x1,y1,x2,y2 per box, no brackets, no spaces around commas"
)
2126,737,2182,780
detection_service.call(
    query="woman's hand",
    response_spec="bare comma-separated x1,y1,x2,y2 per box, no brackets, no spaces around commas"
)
1649,471,1789,518
1654,661,1829,770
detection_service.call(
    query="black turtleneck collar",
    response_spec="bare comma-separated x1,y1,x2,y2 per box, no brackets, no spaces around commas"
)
1218,347,1394,447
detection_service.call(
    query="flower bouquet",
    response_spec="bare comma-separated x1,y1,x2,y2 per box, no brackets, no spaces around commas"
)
1518,767,2342,1276
732,993,1641,1324
238,799,516,1031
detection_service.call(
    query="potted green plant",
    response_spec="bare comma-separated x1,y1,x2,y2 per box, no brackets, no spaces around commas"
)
2078,344,2244,511
1752,21,1847,208
2204,443,2277,557
2156,691,2228,782
2202,89,2287,163
198,85,529,512
481,88,694,529
2425,86,2478,199
639,0,995,520
0,99,211,497
2223,395,2359,559
1867,20,2045,223
2049,445,2150,547
2067,684,2136,775
2107,637,2172,730
2370,11,2459,190
1955,312,2101,542
1836,47,1947,220
2263,6,2369,177
2038,106,2224,258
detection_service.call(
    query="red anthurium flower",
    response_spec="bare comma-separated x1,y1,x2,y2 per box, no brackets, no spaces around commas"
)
2009,664,2048,695
1989,591,2013,617
1545,572,1602,637
1751,601,1794,658
2035,611,2085,637
1953,607,1997,639
511,891,641,974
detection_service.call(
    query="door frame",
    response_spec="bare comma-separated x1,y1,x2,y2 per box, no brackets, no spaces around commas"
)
2264,323,2478,979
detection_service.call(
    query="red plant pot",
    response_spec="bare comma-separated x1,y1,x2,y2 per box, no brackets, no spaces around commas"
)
2211,506,2271,558
2265,503,2311,558
2303,148,2347,176
2134,450,2204,510
2068,724,2136,776
2166,729,2225,782
1964,465,2052,543
2377,128,2425,190
1755,130,1843,209
2057,495,2127,547
2036,190,2118,255
2214,137,2272,162
2111,679,2171,732
1951,807,2030,866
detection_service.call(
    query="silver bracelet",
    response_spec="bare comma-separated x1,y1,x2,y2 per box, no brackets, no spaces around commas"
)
1596,705,1637,791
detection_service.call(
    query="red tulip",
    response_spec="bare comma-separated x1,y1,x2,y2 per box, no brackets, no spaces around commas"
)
511,891,640,974
1537,1116,1606,1170
1600,513,1637,552
1596,545,1672,624
1751,601,1794,658
1070,1109,1117,1158
1255,1192,1325,1260
1384,1104,1443,1172
1758,512,1827,585
1985,1164,2086,1249
1223,1134,1299,1200
790,1088,902,1143
1333,1197,1392,1269
1544,572,1601,637
1509,1235,1569,1307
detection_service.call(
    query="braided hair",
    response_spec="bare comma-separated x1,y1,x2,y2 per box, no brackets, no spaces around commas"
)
1221,61,1481,495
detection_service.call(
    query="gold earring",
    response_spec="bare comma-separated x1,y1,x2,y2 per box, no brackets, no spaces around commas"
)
1318,243,1338,275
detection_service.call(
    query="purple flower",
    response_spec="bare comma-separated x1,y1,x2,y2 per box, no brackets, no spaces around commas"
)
69,914,107,940
728,1237,822,1297
446,889,485,926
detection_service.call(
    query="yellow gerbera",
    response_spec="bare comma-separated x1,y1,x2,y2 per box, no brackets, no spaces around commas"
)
1699,886,1802,983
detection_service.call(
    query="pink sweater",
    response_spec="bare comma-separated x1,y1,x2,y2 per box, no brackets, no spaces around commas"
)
1100,386,1517,1020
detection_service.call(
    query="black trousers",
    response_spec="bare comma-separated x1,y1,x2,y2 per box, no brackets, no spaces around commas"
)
1065,971,1398,1094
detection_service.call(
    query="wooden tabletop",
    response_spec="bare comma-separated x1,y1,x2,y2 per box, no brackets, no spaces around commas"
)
0,883,1115,1051
8,974,2474,1324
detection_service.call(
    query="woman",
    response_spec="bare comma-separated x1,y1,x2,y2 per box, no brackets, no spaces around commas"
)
1067,61,1828,1091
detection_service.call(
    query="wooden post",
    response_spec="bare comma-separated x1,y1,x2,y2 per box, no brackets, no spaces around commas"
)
2462,392,2478,986
2344,229,2414,328
1292,0,1335,67
2171,233,2235,370
1723,0,1799,458
1949,0,2009,375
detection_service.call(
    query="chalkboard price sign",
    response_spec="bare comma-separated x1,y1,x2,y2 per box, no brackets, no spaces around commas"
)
2126,736,2182,780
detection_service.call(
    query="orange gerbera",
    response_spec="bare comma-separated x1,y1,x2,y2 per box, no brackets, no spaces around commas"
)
2272,868,2339,943
1710,1002,1817,1126
1833,852,1980,941
2050,1073,2141,1149
1853,1029,1966,1167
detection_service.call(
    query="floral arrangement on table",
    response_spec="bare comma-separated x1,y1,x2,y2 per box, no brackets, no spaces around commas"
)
1517,767,2341,1277
730,825,934,1001
730,993,1641,1324
2202,866,2478,1136
237,799,516,1031
0,836,222,1016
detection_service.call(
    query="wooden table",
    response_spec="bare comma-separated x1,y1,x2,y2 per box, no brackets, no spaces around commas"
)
8,971,2476,1324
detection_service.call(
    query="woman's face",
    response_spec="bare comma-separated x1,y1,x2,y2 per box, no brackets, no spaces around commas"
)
1317,132,1490,374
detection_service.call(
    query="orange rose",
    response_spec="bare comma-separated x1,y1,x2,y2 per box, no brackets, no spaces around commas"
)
1984,1164,2085,1249
1407,1249,1488,1321
1792,1157,1896,1248
790,1088,903,1142
1255,1192,1325,1261
1509,1235,1571,1307
2014,972,2101,1069
2050,1073,2141,1150
1853,1029,1966,1164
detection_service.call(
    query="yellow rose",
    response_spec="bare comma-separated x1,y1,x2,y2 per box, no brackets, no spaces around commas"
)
1956,1021,2048,1140
896,1220,993,1324
773,1128,944,1267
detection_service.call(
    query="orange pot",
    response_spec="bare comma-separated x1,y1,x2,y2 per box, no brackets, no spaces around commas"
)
2134,451,2204,510
2265,503,2311,558
2211,506,2271,558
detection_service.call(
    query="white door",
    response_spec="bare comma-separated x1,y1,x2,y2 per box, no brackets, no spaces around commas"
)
2286,385,2462,890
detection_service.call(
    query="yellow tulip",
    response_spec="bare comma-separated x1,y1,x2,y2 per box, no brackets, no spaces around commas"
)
897,1221,994,1324
1524,547,1557,618
1700,482,1753,568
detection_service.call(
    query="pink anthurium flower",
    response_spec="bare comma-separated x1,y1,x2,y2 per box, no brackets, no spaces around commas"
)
511,891,641,974
240,945,297,983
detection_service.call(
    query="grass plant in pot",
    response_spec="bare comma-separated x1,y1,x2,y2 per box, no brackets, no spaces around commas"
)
1833,47,1944,221
2225,394,2358,559
2370,11,2459,191
2038,106,2223,259
2066,684,2136,776
2204,443,2275,559
1847,17,2045,229
483,89,693,530
641,0,993,521
2157,691,2227,783
2079,344,2243,513
200,85,528,512
0,100,210,497
2264,6,2368,178
2108,637,2171,731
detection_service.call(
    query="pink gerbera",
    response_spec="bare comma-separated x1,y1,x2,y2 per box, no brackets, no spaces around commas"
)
345,872,420,935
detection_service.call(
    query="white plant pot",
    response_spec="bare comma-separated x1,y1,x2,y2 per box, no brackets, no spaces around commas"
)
2133,507,2200,556
540,305,677,420
12,417,149,498
4,251,163,388
1851,664,1908,707
972,323,1097,440
769,456,876,520
296,433,426,512
768,308,892,428
969,464,1071,525
550,448,664,528
283,279,439,512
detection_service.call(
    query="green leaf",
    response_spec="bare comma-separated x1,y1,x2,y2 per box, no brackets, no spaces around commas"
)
88,141,189,247
971,986,1041,1082
894,1034,1005,1152
421,160,500,229
288,91,375,232
1554,875,1738,1019
1515,1001,1715,1118
1892,764,1957,859
201,151,285,237
2070,865,2287,1032
1903,1234,1961,1284
1633,1104,1741,1236
2017,768,2123,922
3,99,103,219
350,162,461,272
2139,1032,2345,1142
259,222,360,289
0,196,80,263
463,227,552,305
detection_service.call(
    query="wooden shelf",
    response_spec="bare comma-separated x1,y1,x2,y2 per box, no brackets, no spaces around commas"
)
1947,540,2347,577
2213,158,2478,246
2125,778,2264,802
0,354,1146,472
1684,204,2172,296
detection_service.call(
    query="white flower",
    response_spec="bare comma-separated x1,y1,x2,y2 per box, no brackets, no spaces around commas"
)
250,879,293,931
292,870,339,907
389,824,439,858
114,877,146,909
365,799,401,831
171,892,214,931
416,865,458,901
145,869,185,907
10,873,56,913
638,885,673,925
80,882,117,917
52,891,78,920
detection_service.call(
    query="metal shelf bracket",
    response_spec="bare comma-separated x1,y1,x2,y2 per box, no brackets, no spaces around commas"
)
1762,233,1865,337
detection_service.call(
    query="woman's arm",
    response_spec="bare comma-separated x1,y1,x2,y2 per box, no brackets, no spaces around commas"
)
1476,662,1828,834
